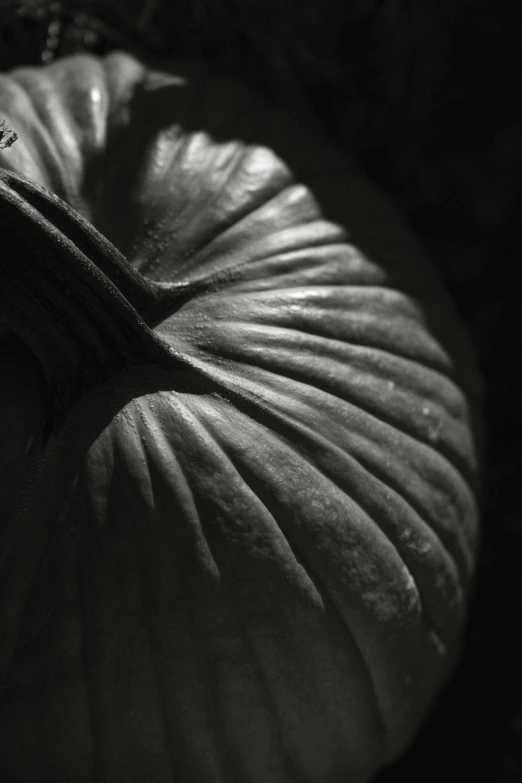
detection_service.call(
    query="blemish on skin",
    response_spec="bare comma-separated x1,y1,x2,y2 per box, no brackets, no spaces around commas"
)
0,118,17,149
421,404,442,443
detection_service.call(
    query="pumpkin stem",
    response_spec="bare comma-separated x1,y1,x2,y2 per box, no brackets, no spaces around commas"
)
0,170,183,422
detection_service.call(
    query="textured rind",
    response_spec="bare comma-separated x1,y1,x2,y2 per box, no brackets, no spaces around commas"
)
0,53,481,782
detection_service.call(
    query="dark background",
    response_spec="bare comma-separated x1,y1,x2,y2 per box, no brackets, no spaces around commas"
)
1,1,521,779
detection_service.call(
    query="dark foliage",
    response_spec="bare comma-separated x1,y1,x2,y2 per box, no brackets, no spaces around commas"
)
1,1,520,779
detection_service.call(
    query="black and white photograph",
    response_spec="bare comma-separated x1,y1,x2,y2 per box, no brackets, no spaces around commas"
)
0,2,520,780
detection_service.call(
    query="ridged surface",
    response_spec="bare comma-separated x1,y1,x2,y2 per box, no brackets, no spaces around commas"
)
0,53,481,782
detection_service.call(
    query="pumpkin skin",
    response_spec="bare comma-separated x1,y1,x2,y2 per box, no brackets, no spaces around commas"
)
0,53,481,783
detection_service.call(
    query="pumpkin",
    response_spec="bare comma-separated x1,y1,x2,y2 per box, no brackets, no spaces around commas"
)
0,52,482,783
